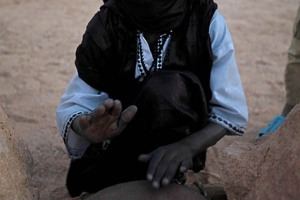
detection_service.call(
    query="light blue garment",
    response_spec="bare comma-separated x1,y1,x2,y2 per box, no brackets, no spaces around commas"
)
56,10,249,159
208,10,248,135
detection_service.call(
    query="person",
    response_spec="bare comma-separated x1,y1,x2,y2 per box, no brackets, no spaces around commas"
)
258,5,300,137
56,0,248,197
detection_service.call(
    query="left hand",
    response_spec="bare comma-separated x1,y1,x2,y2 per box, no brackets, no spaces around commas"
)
138,141,195,189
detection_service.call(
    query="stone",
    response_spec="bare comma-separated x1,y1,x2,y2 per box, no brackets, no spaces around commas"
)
0,106,39,200
218,103,300,200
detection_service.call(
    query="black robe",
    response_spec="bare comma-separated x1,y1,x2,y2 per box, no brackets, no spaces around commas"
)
67,0,217,196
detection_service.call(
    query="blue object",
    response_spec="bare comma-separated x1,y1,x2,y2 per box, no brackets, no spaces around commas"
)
257,115,286,138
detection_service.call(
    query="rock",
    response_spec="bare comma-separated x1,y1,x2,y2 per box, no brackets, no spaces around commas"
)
0,106,39,200
218,104,300,200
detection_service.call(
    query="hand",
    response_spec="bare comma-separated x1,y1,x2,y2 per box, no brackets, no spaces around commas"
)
138,141,195,189
72,99,137,143
138,122,227,189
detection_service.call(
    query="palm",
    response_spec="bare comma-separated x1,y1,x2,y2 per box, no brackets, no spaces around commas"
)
79,99,137,143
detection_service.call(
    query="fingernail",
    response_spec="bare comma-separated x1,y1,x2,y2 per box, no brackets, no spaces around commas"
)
147,174,153,181
152,181,159,189
180,166,187,173
162,178,169,186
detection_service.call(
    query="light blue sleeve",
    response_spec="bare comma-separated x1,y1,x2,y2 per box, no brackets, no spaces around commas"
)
56,72,109,159
208,10,249,135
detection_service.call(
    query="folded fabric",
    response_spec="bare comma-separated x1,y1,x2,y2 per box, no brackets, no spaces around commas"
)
257,115,286,138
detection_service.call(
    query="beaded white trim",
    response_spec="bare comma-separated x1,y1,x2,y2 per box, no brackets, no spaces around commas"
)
208,113,245,135
136,30,173,81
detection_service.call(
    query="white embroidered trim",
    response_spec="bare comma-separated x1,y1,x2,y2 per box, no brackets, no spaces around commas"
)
208,113,245,135
135,30,173,80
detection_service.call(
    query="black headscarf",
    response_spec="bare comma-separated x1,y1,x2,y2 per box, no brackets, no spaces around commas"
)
104,0,192,33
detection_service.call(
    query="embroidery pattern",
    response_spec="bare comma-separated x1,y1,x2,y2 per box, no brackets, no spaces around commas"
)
209,113,245,134
136,30,173,80
62,111,91,144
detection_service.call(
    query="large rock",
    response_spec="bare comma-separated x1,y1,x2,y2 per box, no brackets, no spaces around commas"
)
0,106,39,200
218,104,300,200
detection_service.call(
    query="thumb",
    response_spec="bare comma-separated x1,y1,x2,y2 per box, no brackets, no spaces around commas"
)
138,154,151,162
117,105,138,130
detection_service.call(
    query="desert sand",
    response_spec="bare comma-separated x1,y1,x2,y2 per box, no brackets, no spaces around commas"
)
0,0,298,199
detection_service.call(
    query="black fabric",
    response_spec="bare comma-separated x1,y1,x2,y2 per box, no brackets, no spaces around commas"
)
66,70,208,197
105,0,191,33
75,0,217,108
133,70,208,135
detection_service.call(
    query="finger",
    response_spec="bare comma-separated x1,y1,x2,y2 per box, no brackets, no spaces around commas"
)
117,105,138,130
90,105,106,124
138,154,151,162
151,160,170,189
110,100,122,117
78,114,91,130
103,99,114,112
179,160,193,173
146,152,164,182
138,153,153,180
162,160,179,187
91,99,119,124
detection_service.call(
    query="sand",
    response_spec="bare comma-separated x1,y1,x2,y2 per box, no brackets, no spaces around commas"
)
0,0,298,199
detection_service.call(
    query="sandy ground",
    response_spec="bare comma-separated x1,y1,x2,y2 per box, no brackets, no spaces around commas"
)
0,0,298,199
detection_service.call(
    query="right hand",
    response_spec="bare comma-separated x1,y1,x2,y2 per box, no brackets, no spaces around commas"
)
72,98,137,143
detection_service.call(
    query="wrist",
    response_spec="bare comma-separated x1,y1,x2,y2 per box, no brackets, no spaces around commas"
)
182,122,227,154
